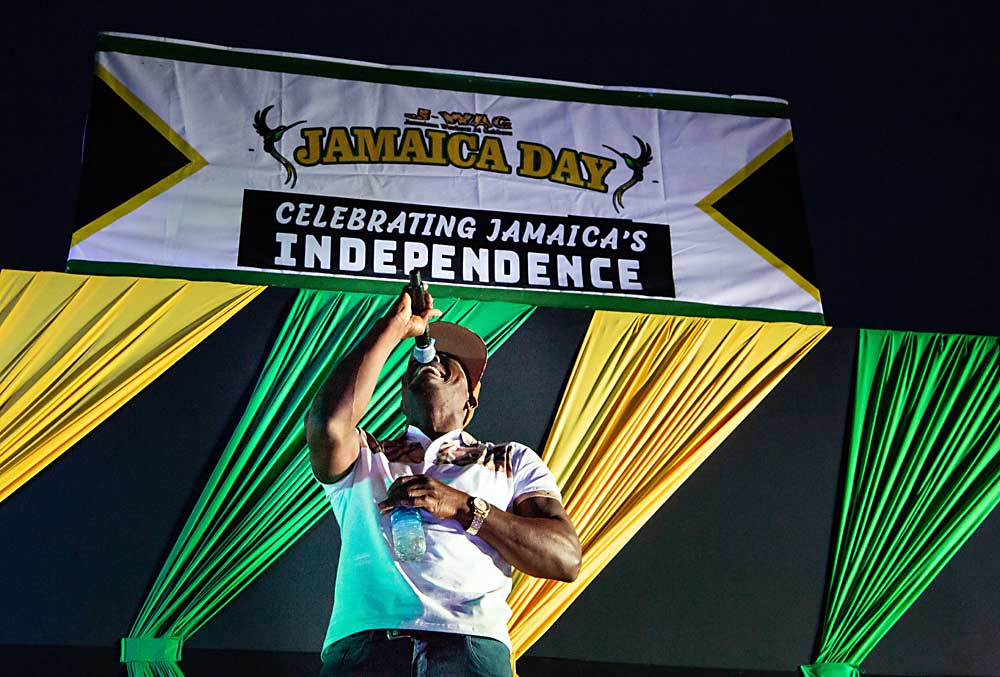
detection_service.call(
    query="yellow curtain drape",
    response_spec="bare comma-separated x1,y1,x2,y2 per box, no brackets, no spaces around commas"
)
508,311,829,660
0,270,264,503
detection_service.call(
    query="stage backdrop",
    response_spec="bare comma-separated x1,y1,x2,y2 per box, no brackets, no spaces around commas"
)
4,31,999,677
67,33,821,323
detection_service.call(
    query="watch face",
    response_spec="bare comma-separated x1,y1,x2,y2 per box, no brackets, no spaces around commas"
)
473,497,488,513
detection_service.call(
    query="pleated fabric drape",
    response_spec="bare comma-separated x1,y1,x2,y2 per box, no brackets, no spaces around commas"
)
801,330,1000,677
123,289,533,677
508,311,829,662
0,270,263,504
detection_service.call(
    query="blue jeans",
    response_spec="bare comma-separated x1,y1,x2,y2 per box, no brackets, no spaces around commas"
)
320,629,512,677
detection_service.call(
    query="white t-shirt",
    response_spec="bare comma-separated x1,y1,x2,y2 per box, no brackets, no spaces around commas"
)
318,425,561,655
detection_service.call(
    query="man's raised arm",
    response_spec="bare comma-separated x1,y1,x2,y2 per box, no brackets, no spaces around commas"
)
305,290,440,483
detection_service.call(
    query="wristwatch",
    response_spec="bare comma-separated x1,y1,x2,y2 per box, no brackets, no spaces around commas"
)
466,496,490,536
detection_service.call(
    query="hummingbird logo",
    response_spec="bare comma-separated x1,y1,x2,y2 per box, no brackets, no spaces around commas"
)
253,105,306,189
602,135,654,213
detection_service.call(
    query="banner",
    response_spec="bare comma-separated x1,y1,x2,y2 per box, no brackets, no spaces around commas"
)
68,33,822,322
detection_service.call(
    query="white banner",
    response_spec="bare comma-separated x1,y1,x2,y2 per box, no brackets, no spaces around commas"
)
68,33,822,321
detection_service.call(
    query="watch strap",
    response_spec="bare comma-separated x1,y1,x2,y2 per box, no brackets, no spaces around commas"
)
466,497,490,535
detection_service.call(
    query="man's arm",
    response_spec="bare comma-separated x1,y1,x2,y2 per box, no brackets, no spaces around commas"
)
470,495,581,582
378,477,582,582
305,291,440,483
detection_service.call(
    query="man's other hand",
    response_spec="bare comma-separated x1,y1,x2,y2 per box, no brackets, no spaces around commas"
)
378,475,471,526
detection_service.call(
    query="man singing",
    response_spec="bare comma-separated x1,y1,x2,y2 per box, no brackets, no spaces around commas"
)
306,286,581,677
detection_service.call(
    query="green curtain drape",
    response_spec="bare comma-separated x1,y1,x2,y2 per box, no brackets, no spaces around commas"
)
122,289,533,677
802,330,1000,677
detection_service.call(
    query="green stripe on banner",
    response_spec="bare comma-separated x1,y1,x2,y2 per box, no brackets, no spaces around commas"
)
96,34,791,119
802,329,1000,674
66,260,825,325
123,289,533,677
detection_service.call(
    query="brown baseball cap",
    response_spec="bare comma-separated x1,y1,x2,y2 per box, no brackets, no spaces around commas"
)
429,321,488,398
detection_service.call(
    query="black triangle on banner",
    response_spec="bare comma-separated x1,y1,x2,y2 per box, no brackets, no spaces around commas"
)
73,67,205,245
697,133,820,302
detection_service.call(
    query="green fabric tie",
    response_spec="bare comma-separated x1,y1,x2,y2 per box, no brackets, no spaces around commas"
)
120,637,183,662
799,663,859,677
799,663,861,677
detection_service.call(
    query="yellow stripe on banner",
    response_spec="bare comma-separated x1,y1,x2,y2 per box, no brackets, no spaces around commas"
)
0,271,263,503
507,311,829,665
70,64,208,247
695,131,822,304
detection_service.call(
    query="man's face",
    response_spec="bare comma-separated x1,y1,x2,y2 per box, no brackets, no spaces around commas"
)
400,352,474,433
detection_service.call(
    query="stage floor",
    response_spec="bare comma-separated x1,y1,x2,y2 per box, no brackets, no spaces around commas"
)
0,645,976,677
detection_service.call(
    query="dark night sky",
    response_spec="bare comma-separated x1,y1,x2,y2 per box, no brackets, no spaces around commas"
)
3,2,997,337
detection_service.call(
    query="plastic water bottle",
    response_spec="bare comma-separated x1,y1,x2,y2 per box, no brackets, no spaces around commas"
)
391,507,426,561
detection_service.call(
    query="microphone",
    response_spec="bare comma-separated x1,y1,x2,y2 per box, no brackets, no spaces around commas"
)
408,269,436,364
